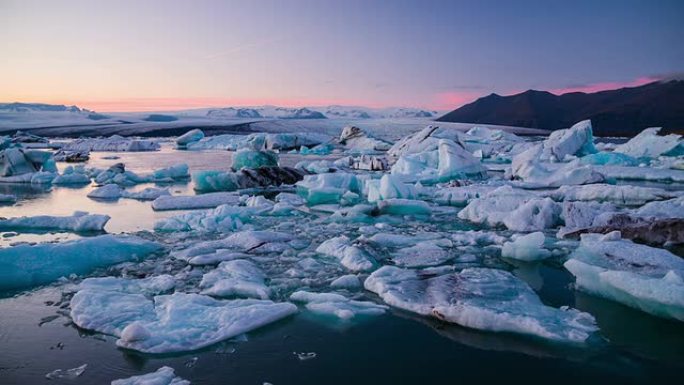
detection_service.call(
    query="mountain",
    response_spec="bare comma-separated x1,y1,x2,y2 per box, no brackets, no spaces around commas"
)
436,80,684,136
203,106,438,120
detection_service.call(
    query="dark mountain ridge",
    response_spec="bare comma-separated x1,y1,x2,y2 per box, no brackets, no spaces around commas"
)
437,80,684,136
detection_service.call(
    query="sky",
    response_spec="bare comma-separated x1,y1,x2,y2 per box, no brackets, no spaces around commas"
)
0,0,682,112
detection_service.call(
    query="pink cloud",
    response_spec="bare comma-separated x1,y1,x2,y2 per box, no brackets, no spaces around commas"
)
550,76,660,95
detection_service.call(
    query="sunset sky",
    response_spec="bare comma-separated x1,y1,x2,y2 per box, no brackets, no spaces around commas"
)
1,0,682,112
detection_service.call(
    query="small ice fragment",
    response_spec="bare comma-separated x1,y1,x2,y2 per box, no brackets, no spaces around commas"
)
294,352,317,361
45,364,87,380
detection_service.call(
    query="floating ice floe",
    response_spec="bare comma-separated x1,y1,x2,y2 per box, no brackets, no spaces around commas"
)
377,198,431,216
578,152,638,167
176,128,205,149
0,235,161,291
70,288,297,353
290,290,387,320
152,192,241,210
187,132,330,151
152,164,190,181
52,165,90,185
547,184,679,205
296,172,363,205
232,149,278,169
316,236,378,272
0,211,109,232
330,274,362,290
432,184,497,206
193,167,305,192
564,232,684,321
78,275,176,296
200,259,270,299
154,204,254,232
45,364,87,380
364,266,599,343
458,186,561,231
0,193,17,203
501,232,551,261
614,127,682,158
391,139,486,184
172,231,298,264
390,240,453,267
339,126,391,152
111,366,190,385
62,136,160,152
591,165,684,183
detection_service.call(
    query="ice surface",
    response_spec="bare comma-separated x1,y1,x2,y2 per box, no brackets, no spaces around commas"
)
564,232,684,321
0,235,161,291
232,149,278,169
316,236,378,272
70,288,297,353
614,127,682,158
501,232,551,261
152,192,241,210
111,366,190,385
62,136,160,152
0,211,109,232
365,266,598,343
290,290,387,320
390,241,453,267
200,259,270,299
172,231,297,263
511,146,604,187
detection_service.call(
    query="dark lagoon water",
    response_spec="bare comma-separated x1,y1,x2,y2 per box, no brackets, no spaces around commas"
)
1,144,683,385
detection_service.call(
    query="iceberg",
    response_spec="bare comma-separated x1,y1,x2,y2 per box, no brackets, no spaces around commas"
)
296,172,362,205
231,149,278,170
52,165,90,185
339,126,391,152
501,232,551,261
365,266,598,343
0,211,109,232
111,366,190,385
578,152,638,167
564,232,684,321
176,128,205,149
511,146,604,187
377,198,431,216
0,235,161,291
458,187,560,231
290,290,387,320
152,192,241,211
192,167,305,192
200,259,270,299
152,164,190,181
122,187,170,201
330,274,361,289
88,183,123,199
540,120,597,161
62,136,160,152
0,193,16,203
390,241,453,267
366,174,416,202
614,127,682,158
0,147,57,183
391,139,486,184
53,149,90,162
316,236,378,272
70,289,297,353
387,125,461,159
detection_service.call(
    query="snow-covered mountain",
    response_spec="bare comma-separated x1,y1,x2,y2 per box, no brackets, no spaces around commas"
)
205,106,326,120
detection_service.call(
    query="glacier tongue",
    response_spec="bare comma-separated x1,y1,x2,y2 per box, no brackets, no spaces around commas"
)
364,266,598,344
